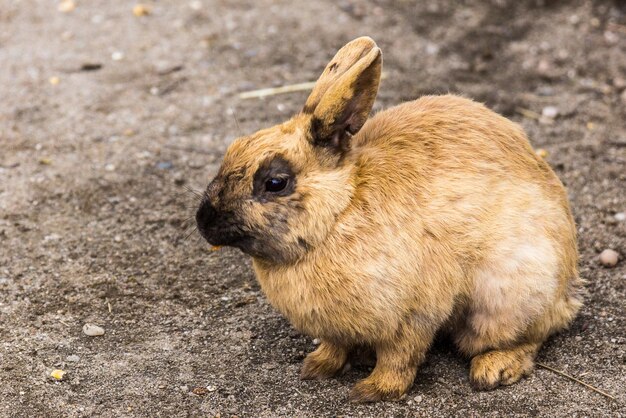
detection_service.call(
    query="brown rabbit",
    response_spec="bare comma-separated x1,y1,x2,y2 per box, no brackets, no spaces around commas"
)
195,37,582,402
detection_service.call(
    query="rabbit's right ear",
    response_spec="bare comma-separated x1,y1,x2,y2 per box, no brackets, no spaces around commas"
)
303,37,382,153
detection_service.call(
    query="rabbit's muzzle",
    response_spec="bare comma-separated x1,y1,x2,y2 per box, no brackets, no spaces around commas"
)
195,197,249,248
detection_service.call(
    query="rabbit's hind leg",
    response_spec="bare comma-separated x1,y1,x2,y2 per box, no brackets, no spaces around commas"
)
469,341,541,390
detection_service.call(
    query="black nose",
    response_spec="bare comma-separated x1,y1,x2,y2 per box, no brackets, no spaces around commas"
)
196,198,217,234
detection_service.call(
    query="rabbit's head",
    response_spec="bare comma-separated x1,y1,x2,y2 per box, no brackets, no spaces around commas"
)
196,37,382,264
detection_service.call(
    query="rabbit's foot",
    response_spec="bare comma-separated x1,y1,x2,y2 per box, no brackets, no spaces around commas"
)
348,339,424,403
469,342,541,390
300,341,348,380
348,373,410,403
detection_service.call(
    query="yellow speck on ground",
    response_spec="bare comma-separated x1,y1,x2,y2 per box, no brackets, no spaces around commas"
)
50,370,66,380
133,4,151,16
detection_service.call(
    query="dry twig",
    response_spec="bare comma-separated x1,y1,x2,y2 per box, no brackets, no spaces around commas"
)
238,81,317,99
536,362,616,401
239,72,388,99
515,107,541,120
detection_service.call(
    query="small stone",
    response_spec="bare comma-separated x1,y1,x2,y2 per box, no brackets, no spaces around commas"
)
568,14,580,25
58,0,75,13
111,51,124,61
599,249,619,267
49,76,60,86
425,43,439,55
82,323,105,336
312,338,321,345
104,163,116,171
604,31,618,45
156,161,173,170
536,59,551,75
43,233,61,242
535,148,548,158
614,212,625,222
207,385,217,392
575,336,582,342
50,369,66,380
542,106,559,119
114,235,122,242
66,355,80,362
414,395,423,403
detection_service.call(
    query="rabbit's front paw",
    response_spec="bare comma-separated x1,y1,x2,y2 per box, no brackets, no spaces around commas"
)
348,376,407,403
300,341,348,380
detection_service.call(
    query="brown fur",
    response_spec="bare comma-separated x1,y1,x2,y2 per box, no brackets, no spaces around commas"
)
195,37,582,402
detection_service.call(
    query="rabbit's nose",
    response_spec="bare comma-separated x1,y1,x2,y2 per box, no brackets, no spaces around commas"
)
196,198,217,232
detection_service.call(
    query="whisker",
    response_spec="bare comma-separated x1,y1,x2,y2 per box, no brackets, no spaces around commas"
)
181,226,199,243
231,108,243,136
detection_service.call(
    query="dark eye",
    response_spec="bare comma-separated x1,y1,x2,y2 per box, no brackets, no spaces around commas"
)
265,177,288,193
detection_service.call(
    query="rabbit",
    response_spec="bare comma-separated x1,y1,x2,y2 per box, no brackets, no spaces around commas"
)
195,36,583,402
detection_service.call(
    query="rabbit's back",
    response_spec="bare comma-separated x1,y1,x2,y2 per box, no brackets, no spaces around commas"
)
347,95,580,352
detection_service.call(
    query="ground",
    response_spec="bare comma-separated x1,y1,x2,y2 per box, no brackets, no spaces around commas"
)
0,0,624,417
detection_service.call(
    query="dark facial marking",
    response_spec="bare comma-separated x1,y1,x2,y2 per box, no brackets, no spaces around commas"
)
252,155,296,200
297,237,311,251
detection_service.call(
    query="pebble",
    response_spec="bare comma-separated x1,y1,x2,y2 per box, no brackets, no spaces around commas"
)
156,161,173,170
312,338,321,345
614,212,626,222
541,106,559,119
604,31,618,45
111,51,124,61
82,323,105,336
599,249,619,267
66,355,80,362
414,395,423,403
58,0,75,13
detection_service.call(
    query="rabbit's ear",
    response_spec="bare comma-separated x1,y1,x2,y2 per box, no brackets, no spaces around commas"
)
304,37,382,152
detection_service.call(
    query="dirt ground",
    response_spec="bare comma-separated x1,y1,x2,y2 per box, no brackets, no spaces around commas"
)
0,0,624,416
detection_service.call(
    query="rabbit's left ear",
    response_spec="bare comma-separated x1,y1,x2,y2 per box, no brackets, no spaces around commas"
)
305,38,382,153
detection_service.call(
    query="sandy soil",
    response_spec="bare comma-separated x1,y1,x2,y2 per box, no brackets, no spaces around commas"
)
0,0,624,416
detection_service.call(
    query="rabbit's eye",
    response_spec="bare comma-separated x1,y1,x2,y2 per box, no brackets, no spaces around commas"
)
265,177,288,193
